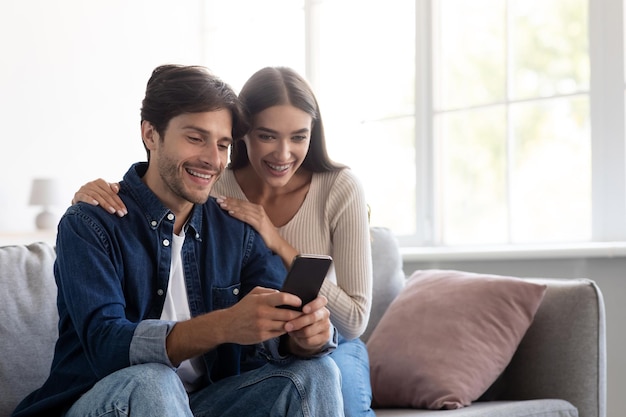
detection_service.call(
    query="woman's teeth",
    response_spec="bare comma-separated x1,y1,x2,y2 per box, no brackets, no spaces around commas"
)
267,162,289,172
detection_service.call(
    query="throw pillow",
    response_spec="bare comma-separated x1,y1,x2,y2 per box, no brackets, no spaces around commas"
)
367,269,547,410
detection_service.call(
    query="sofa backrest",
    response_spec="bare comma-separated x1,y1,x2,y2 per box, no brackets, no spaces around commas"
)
0,228,404,416
361,227,405,343
0,242,58,417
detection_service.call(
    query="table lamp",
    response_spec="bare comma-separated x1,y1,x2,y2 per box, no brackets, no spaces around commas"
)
29,178,63,230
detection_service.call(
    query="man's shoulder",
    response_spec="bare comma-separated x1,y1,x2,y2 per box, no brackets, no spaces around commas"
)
200,197,251,232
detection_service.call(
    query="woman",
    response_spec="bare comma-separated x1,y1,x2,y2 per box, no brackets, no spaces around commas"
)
73,67,375,416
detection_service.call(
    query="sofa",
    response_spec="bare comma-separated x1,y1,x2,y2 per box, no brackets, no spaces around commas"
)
0,227,606,417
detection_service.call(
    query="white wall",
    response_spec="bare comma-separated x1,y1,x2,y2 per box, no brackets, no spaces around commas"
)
404,255,625,417
0,0,204,232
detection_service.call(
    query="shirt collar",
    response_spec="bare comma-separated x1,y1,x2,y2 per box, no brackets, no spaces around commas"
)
121,162,203,236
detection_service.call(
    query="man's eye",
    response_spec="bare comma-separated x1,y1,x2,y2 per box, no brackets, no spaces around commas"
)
218,143,230,150
188,136,202,143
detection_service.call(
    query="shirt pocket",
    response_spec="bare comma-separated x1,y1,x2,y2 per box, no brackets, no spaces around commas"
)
212,283,241,310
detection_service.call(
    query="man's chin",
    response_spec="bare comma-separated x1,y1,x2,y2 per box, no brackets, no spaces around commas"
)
184,187,213,205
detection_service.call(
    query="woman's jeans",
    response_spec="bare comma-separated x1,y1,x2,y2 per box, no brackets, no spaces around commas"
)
331,335,376,417
63,357,343,417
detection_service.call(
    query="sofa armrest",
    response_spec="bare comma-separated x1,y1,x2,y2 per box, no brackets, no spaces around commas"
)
499,278,606,417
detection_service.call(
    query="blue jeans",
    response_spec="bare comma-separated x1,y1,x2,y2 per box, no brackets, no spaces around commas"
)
331,335,376,417
63,359,344,417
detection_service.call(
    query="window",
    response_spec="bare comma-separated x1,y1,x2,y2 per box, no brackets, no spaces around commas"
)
205,0,626,248
433,0,590,246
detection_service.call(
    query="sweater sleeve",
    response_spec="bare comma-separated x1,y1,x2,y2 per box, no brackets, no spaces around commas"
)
319,169,373,339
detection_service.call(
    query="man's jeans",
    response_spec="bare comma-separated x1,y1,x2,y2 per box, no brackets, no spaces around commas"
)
63,358,344,417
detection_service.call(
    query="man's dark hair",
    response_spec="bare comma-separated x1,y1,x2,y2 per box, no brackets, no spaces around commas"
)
140,64,248,160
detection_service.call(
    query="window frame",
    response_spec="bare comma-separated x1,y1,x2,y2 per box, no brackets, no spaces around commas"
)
589,0,626,242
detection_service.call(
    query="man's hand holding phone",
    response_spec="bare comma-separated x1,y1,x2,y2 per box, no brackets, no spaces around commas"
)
278,254,334,356
283,294,333,356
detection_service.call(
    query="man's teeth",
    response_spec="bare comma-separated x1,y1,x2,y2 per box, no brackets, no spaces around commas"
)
187,169,212,179
267,163,289,172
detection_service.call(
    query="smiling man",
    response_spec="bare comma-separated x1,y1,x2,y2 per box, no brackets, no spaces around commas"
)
11,65,343,417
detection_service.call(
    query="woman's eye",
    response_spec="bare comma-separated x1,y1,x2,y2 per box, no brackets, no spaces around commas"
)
259,134,274,141
293,135,308,142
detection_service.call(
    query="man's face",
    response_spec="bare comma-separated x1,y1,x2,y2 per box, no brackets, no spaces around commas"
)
142,110,233,212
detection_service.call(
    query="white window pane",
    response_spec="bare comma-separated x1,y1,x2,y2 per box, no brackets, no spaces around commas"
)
315,0,415,121
510,0,589,100
347,117,417,235
434,0,506,110
437,107,508,245
510,96,591,242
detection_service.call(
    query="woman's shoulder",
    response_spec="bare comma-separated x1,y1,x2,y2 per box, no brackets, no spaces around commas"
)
212,169,245,199
315,167,361,186
314,168,365,194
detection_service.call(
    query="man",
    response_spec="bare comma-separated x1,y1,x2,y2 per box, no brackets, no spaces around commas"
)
12,64,343,417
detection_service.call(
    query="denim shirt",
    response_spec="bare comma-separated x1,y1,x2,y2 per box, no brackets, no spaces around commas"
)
12,162,337,417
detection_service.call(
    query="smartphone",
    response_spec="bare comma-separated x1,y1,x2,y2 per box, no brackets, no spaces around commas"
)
278,254,333,311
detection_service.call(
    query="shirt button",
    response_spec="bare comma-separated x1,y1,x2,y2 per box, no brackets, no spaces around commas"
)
233,288,239,296
163,239,170,247
167,213,174,221
157,289,164,296
151,220,157,227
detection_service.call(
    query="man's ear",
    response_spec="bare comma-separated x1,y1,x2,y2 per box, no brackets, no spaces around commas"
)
141,120,159,151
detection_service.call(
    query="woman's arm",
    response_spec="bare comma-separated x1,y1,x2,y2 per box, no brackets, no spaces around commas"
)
215,196,298,268
318,170,373,339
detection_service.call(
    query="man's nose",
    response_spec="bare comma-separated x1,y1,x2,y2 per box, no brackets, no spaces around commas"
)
200,141,221,167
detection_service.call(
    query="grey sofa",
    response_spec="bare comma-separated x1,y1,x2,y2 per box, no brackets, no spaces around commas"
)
0,227,606,417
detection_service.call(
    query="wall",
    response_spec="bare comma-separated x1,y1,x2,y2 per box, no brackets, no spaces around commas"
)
404,254,626,417
0,0,204,232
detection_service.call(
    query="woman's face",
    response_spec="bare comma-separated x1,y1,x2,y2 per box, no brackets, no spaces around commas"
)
244,104,313,188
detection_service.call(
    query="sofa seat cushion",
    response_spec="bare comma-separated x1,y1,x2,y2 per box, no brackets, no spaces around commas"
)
374,399,577,417
368,269,547,409
0,243,58,417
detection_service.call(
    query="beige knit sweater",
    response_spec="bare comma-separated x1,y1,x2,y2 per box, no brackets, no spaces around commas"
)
212,168,373,339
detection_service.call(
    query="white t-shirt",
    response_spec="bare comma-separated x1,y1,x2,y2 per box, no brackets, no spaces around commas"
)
160,228,205,392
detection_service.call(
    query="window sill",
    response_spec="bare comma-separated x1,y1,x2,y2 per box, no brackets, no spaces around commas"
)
400,241,626,262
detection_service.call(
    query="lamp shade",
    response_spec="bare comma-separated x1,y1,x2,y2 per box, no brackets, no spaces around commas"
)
29,178,63,207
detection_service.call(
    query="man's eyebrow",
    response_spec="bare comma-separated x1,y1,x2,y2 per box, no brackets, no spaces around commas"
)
181,125,211,135
182,125,233,143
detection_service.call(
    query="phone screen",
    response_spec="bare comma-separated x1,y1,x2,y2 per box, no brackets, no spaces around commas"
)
278,254,332,311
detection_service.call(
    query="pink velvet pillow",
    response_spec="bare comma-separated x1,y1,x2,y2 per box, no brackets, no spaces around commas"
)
367,269,547,410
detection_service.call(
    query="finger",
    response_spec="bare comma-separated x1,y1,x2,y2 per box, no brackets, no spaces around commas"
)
286,303,330,332
274,292,303,311
301,295,328,314
248,286,280,295
91,189,127,217
287,320,331,350
87,181,126,216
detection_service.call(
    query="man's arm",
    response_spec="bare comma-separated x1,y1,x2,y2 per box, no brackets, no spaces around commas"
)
165,287,311,365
